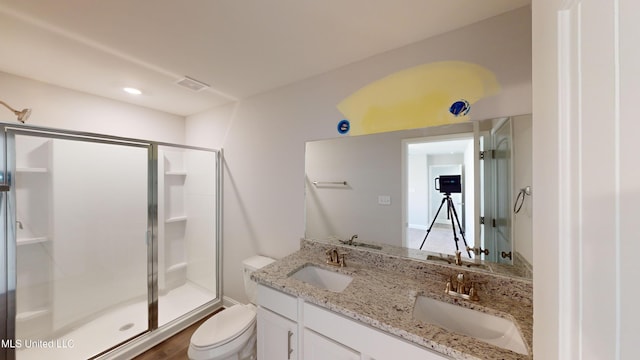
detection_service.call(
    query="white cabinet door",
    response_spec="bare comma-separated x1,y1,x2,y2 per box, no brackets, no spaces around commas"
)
257,307,297,360
303,328,360,360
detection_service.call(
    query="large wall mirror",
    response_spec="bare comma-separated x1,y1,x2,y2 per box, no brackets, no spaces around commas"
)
304,114,532,279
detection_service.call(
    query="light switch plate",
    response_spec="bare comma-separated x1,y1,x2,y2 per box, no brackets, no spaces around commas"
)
378,195,391,205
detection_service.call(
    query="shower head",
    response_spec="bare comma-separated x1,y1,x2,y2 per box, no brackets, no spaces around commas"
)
0,100,31,123
16,108,31,123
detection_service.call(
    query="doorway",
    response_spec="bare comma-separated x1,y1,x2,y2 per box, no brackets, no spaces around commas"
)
403,135,475,257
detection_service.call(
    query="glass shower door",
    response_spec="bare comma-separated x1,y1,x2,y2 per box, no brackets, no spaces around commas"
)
10,131,151,360
156,145,218,326
492,119,513,264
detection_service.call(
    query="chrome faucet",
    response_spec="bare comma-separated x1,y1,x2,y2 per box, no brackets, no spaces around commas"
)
337,234,383,250
338,234,358,245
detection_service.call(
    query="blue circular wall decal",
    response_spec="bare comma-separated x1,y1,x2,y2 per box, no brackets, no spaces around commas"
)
449,100,470,117
337,119,350,134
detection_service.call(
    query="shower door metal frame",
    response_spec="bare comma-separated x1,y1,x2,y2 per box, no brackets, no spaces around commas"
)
0,123,223,360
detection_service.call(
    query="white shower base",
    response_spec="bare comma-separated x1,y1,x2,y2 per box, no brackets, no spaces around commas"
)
16,282,215,360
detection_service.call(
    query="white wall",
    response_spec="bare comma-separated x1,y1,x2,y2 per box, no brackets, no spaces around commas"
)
407,153,428,228
184,102,237,149
619,2,640,357
186,7,532,303
533,0,640,358
0,71,185,143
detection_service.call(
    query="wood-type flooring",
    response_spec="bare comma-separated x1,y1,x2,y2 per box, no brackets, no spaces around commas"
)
133,310,220,360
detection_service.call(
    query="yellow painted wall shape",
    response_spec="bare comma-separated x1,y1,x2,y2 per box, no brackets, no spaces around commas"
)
337,61,500,136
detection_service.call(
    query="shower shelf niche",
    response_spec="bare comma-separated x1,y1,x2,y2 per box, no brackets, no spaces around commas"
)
16,308,50,322
16,167,48,173
14,137,54,341
16,236,49,246
165,216,187,223
16,308,52,340
158,148,189,293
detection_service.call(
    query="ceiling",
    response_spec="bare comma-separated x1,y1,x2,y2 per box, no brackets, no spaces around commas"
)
0,0,530,116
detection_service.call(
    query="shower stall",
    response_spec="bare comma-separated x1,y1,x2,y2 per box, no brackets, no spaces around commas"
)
0,123,222,359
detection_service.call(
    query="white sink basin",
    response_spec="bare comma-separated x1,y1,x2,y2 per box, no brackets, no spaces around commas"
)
412,296,528,355
289,265,353,292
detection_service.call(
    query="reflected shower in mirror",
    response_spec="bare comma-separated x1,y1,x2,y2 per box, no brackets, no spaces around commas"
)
304,114,532,279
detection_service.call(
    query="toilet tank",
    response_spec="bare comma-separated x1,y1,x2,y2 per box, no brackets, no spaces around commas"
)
242,255,275,304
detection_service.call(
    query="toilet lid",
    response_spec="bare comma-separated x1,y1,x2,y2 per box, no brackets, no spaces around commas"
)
191,304,256,349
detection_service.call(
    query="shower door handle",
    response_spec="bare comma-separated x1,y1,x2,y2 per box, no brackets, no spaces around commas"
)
0,184,9,192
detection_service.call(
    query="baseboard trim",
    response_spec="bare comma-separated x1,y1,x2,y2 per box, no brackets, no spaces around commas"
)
408,224,428,230
223,296,241,308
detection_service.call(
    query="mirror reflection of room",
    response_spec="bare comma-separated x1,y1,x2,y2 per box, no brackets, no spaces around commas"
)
304,114,532,278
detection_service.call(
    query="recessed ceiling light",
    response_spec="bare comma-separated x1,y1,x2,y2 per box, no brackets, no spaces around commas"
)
123,87,142,95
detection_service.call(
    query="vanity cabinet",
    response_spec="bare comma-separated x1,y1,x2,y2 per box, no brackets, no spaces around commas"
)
303,329,360,360
257,307,298,360
257,285,298,360
256,284,450,360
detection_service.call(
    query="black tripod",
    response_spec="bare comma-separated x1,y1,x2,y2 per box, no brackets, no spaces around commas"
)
419,193,471,257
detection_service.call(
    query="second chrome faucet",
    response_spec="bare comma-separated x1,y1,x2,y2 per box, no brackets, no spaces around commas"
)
338,234,383,250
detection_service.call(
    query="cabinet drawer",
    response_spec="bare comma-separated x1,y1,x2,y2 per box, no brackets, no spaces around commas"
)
304,303,450,360
257,284,298,321
303,328,359,360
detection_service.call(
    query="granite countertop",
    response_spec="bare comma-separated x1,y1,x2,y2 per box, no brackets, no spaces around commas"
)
252,240,533,360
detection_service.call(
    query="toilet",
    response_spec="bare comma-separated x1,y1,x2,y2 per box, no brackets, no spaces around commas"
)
188,255,275,360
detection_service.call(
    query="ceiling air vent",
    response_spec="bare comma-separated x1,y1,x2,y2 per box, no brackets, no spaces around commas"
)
176,76,210,92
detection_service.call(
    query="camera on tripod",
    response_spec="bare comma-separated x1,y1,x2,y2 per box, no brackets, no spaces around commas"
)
421,174,470,256
435,175,462,194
